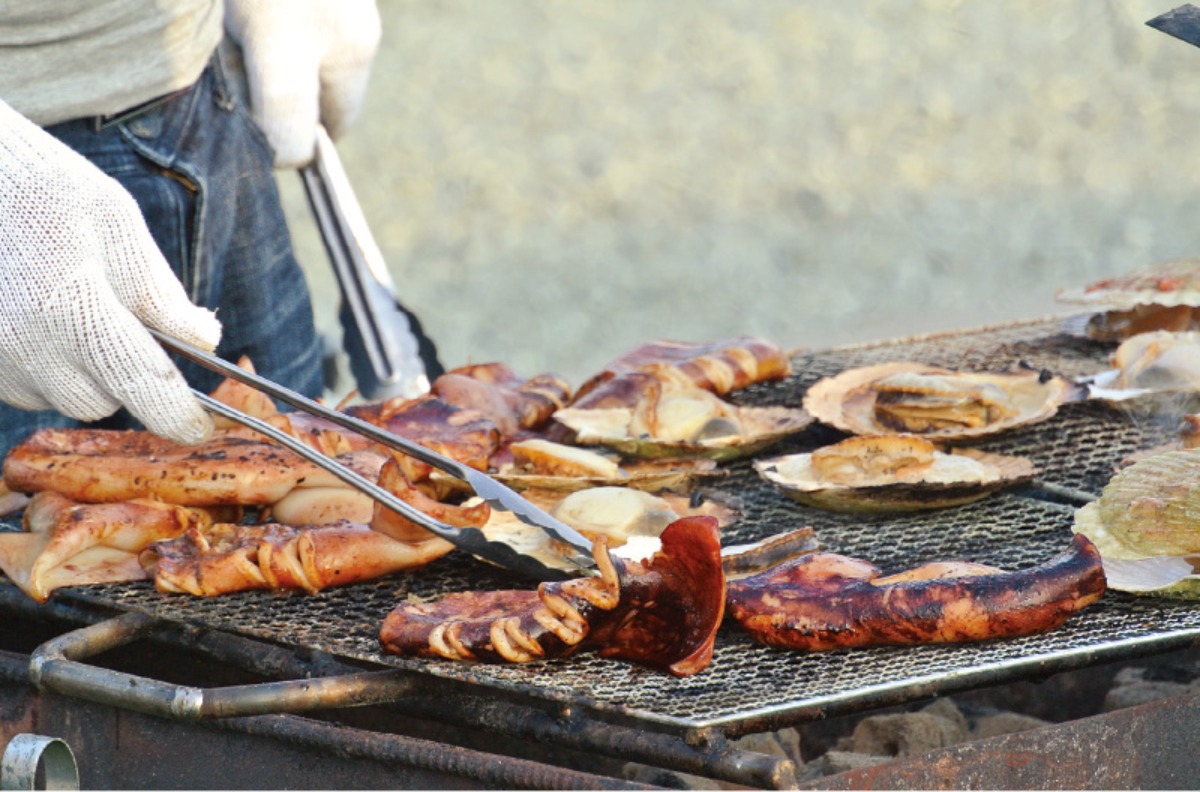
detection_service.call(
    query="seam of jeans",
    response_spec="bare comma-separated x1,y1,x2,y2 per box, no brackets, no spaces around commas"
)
116,122,207,305
209,44,236,112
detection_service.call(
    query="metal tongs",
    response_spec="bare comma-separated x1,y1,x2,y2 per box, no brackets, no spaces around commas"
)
299,126,437,401
151,330,596,581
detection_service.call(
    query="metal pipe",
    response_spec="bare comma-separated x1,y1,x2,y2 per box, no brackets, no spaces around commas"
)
22,611,794,788
5,639,645,790
1,734,79,791
0,651,29,686
404,693,798,790
28,613,421,721
221,713,653,791
138,622,795,788
197,672,418,719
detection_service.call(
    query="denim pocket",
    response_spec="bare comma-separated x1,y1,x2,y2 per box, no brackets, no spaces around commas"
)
47,48,323,397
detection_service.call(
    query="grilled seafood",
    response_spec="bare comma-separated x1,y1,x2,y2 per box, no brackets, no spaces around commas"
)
337,363,571,485
555,366,812,461
804,362,1076,441
208,357,357,456
1078,304,1200,342
368,452,491,543
1,360,562,514
0,493,212,602
142,519,454,596
2,427,387,507
1081,332,1200,412
478,485,739,573
1057,259,1200,341
494,437,723,492
380,516,726,676
349,396,501,484
1111,331,1200,391
570,336,792,407
755,435,1037,513
429,363,571,436
1074,448,1200,596
0,452,461,600
726,534,1106,651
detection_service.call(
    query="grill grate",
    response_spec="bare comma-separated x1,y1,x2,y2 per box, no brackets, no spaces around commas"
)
22,316,1200,735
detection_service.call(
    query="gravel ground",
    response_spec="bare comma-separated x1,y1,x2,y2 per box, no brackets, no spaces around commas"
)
277,0,1200,394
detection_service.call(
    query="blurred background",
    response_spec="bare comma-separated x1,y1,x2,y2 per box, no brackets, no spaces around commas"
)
277,0,1200,394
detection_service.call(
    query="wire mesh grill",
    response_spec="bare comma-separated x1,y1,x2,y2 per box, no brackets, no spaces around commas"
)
18,316,1200,734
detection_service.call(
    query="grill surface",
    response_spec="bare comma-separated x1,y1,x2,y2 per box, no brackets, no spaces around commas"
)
21,316,1200,735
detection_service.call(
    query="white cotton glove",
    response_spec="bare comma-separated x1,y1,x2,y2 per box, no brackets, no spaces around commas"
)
0,100,223,445
225,0,382,169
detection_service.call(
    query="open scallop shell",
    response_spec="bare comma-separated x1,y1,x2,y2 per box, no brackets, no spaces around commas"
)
1074,447,1200,597
803,361,1077,442
479,485,740,573
1057,259,1200,310
492,438,724,493
754,435,1036,513
1056,260,1200,342
551,404,813,461
1079,331,1200,414
1060,305,1200,343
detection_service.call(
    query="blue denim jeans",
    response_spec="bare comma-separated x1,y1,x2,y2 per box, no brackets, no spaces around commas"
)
0,45,324,457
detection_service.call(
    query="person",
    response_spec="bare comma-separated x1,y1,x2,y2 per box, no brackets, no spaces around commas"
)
0,0,381,456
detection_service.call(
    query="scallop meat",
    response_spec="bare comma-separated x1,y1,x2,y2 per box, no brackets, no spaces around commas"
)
803,361,1078,442
755,434,1036,513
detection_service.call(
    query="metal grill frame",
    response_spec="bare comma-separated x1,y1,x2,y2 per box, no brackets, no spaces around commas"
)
12,314,1200,739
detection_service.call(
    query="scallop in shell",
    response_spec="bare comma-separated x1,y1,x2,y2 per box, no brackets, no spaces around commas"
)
755,434,1036,513
1082,332,1200,414
803,362,1077,442
479,485,740,573
1074,447,1200,597
493,437,723,493
554,366,812,460
1056,259,1200,342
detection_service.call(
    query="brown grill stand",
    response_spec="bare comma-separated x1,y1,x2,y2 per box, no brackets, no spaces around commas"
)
15,602,794,788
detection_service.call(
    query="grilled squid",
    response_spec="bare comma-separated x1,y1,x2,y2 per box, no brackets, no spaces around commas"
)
726,534,1106,651
142,520,454,597
570,336,792,407
0,492,212,602
379,515,726,676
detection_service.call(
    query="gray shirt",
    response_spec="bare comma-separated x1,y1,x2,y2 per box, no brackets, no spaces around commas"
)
0,0,223,125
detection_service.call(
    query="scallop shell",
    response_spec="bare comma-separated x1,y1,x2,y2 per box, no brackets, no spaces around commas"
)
1056,260,1200,342
479,485,739,573
1073,447,1200,597
1081,332,1200,416
1062,305,1200,343
494,459,723,493
754,435,1036,513
493,438,724,493
803,362,1077,442
552,404,813,461
1056,259,1200,310
1089,448,1200,556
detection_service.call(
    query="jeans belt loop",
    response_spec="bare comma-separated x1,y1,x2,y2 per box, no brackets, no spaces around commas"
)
91,87,191,133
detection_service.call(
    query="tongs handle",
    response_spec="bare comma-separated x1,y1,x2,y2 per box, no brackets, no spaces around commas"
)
299,125,434,400
151,329,466,478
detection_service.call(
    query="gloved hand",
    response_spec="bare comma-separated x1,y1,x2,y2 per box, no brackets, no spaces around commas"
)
225,0,382,168
0,100,223,445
